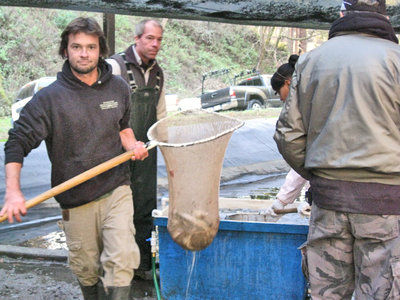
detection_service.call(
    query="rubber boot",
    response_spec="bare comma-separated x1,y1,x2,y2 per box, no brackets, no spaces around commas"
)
105,286,131,300
79,282,98,300
96,280,107,300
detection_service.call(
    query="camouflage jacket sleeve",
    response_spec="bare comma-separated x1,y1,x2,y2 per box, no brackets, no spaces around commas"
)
273,69,311,180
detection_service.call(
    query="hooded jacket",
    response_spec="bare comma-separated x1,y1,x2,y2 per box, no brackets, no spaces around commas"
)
5,60,131,209
274,15,400,214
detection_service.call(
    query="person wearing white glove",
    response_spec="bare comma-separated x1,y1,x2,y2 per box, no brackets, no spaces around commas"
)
267,55,310,216
266,169,310,216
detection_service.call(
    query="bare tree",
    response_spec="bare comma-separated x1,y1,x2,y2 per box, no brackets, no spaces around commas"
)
298,28,307,54
284,28,316,55
288,28,294,54
256,26,275,70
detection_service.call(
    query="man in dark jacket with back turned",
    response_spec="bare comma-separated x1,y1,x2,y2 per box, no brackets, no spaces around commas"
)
0,17,148,299
107,19,166,279
274,0,400,299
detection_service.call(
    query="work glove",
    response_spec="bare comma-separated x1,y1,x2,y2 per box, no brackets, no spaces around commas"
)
297,201,311,216
266,199,285,216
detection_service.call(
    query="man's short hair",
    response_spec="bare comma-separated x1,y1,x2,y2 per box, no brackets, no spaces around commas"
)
135,19,163,38
341,0,386,15
59,17,108,59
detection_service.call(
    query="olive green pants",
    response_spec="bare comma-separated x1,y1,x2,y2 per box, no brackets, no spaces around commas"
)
61,185,140,287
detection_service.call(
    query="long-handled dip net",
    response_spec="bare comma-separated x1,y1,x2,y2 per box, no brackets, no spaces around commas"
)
148,109,244,251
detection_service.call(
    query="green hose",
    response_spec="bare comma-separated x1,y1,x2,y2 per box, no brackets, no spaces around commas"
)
152,254,162,300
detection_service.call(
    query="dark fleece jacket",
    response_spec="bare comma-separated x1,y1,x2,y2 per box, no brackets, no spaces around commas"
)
5,60,131,209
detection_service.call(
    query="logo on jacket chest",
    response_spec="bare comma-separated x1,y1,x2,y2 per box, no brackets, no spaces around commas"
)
100,100,118,110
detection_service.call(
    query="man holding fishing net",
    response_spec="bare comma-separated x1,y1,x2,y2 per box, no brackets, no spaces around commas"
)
0,17,148,299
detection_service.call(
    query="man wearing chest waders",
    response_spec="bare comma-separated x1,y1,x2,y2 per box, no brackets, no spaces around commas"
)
107,19,166,280
0,17,149,299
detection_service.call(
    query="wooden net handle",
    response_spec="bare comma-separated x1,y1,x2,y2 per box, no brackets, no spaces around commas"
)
0,142,157,223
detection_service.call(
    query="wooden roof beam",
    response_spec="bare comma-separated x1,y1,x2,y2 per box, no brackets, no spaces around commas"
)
1,0,400,31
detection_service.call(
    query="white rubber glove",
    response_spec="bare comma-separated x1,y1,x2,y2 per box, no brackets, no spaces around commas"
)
266,199,285,216
297,201,311,216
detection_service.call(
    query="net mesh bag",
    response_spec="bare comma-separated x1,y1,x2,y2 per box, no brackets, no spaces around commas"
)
148,109,244,251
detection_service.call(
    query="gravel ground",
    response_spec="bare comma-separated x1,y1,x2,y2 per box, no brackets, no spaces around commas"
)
0,255,158,299
0,257,82,300
0,206,157,299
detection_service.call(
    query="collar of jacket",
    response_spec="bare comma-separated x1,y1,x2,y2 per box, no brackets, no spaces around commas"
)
124,44,157,70
59,59,113,88
329,12,399,44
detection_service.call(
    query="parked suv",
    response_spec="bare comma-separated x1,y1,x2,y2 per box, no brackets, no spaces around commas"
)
11,77,56,122
200,69,281,112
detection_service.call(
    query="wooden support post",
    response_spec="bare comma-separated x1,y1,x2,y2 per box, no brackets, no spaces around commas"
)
103,13,115,56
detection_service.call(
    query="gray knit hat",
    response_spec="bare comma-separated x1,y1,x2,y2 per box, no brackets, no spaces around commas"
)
341,0,386,15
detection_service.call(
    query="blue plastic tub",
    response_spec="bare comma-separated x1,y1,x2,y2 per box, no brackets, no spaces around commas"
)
154,216,309,300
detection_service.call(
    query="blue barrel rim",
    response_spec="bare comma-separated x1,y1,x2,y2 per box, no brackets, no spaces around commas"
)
154,216,309,234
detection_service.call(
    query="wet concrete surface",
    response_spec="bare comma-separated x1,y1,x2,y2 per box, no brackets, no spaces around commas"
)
0,206,61,245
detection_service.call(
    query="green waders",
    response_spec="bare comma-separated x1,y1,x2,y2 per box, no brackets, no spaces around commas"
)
130,85,159,271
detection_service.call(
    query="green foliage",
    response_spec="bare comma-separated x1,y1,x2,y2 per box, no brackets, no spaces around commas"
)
54,10,79,30
114,15,141,52
0,8,316,116
0,7,64,116
0,73,9,116
0,116,11,141
156,20,261,97
0,8,104,117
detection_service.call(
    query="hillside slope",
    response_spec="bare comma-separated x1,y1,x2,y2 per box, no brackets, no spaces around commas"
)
0,7,293,116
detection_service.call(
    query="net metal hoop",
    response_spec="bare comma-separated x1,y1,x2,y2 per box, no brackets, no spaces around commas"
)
147,109,245,148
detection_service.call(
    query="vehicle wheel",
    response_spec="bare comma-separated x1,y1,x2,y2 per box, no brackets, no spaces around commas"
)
247,99,263,110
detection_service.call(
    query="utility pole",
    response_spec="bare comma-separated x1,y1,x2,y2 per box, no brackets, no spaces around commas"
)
103,13,115,56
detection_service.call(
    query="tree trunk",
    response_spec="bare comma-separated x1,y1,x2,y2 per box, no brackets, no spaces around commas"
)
265,27,275,48
288,28,294,55
299,28,307,54
274,27,284,50
256,27,267,70
103,13,115,56
256,27,275,70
